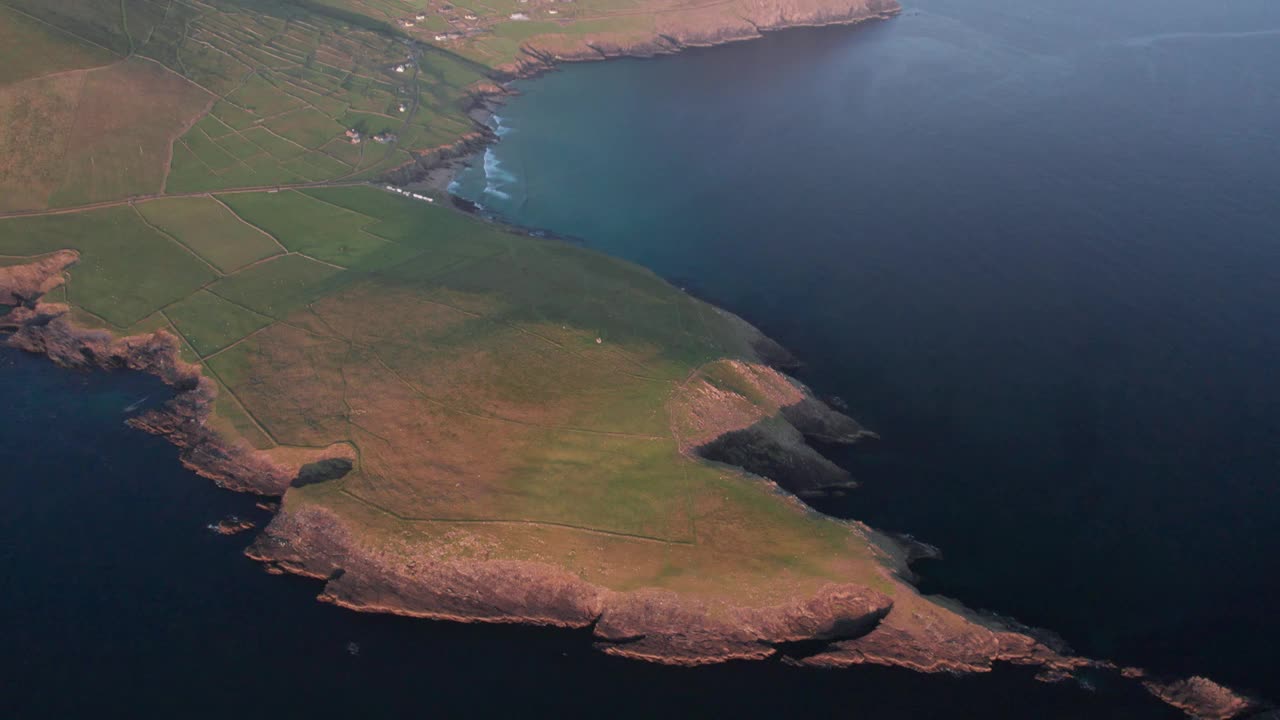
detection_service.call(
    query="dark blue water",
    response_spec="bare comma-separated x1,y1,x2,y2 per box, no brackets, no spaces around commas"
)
453,0,1280,699
1,345,1182,717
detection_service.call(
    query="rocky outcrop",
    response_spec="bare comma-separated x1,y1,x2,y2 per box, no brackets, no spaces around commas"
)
0,250,78,308
249,504,896,665
699,418,858,497
1131,672,1265,720
668,356,873,497
212,516,256,535
247,507,606,627
380,130,496,187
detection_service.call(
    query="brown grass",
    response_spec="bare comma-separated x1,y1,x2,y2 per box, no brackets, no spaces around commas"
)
51,58,213,206
0,69,86,211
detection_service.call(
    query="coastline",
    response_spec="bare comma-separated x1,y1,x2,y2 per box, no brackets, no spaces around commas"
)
0,9,1269,719
389,0,904,194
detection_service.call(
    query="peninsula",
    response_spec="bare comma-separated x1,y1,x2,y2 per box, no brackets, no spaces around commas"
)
0,1,1263,718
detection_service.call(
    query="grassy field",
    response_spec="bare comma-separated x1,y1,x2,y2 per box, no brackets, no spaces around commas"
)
165,289,275,357
206,252,346,319
136,196,283,273
0,0,486,208
0,4,117,84
0,0,821,212
217,190,395,267
0,56,212,212
0,206,217,326
1,184,890,607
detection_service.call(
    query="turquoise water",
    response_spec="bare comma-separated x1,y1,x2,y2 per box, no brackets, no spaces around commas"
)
454,0,1280,697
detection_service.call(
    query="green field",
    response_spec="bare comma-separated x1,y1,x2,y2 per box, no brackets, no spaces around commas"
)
137,196,284,273
206,252,345,319
217,190,393,267
0,4,117,84
165,289,276,357
0,206,217,327
0,0,488,205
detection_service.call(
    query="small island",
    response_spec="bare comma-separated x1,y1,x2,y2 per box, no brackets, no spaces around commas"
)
0,1,1262,718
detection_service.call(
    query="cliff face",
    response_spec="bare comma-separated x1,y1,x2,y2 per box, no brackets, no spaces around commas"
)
0,251,79,307
247,504,895,665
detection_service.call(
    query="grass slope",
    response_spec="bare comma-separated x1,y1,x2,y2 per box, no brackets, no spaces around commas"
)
0,4,117,84
1,187,888,606
136,196,283,273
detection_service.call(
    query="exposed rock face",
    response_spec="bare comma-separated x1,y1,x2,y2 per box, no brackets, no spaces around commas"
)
0,250,78,308
381,130,496,187
596,584,893,664
249,505,894,665
1135,673,1264,720
247,507,606,627
669,357,873,497
212,516,256,535
699,419,857,497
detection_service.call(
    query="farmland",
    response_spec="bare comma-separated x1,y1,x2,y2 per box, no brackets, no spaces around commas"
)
0,184,891,615
0,0,869,214
135,195,284,273
0,0,485,211
0,4,117,84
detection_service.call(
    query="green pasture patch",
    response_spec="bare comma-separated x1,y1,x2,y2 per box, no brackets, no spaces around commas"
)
207,253,344,318
0,206,216,327
217,190,393,268
137,196,282,273
0,5,117,84
225,72,303,116
264,106,346,150
166,289,275,357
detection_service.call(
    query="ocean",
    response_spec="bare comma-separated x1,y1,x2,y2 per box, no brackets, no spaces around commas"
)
451,0,1280,701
